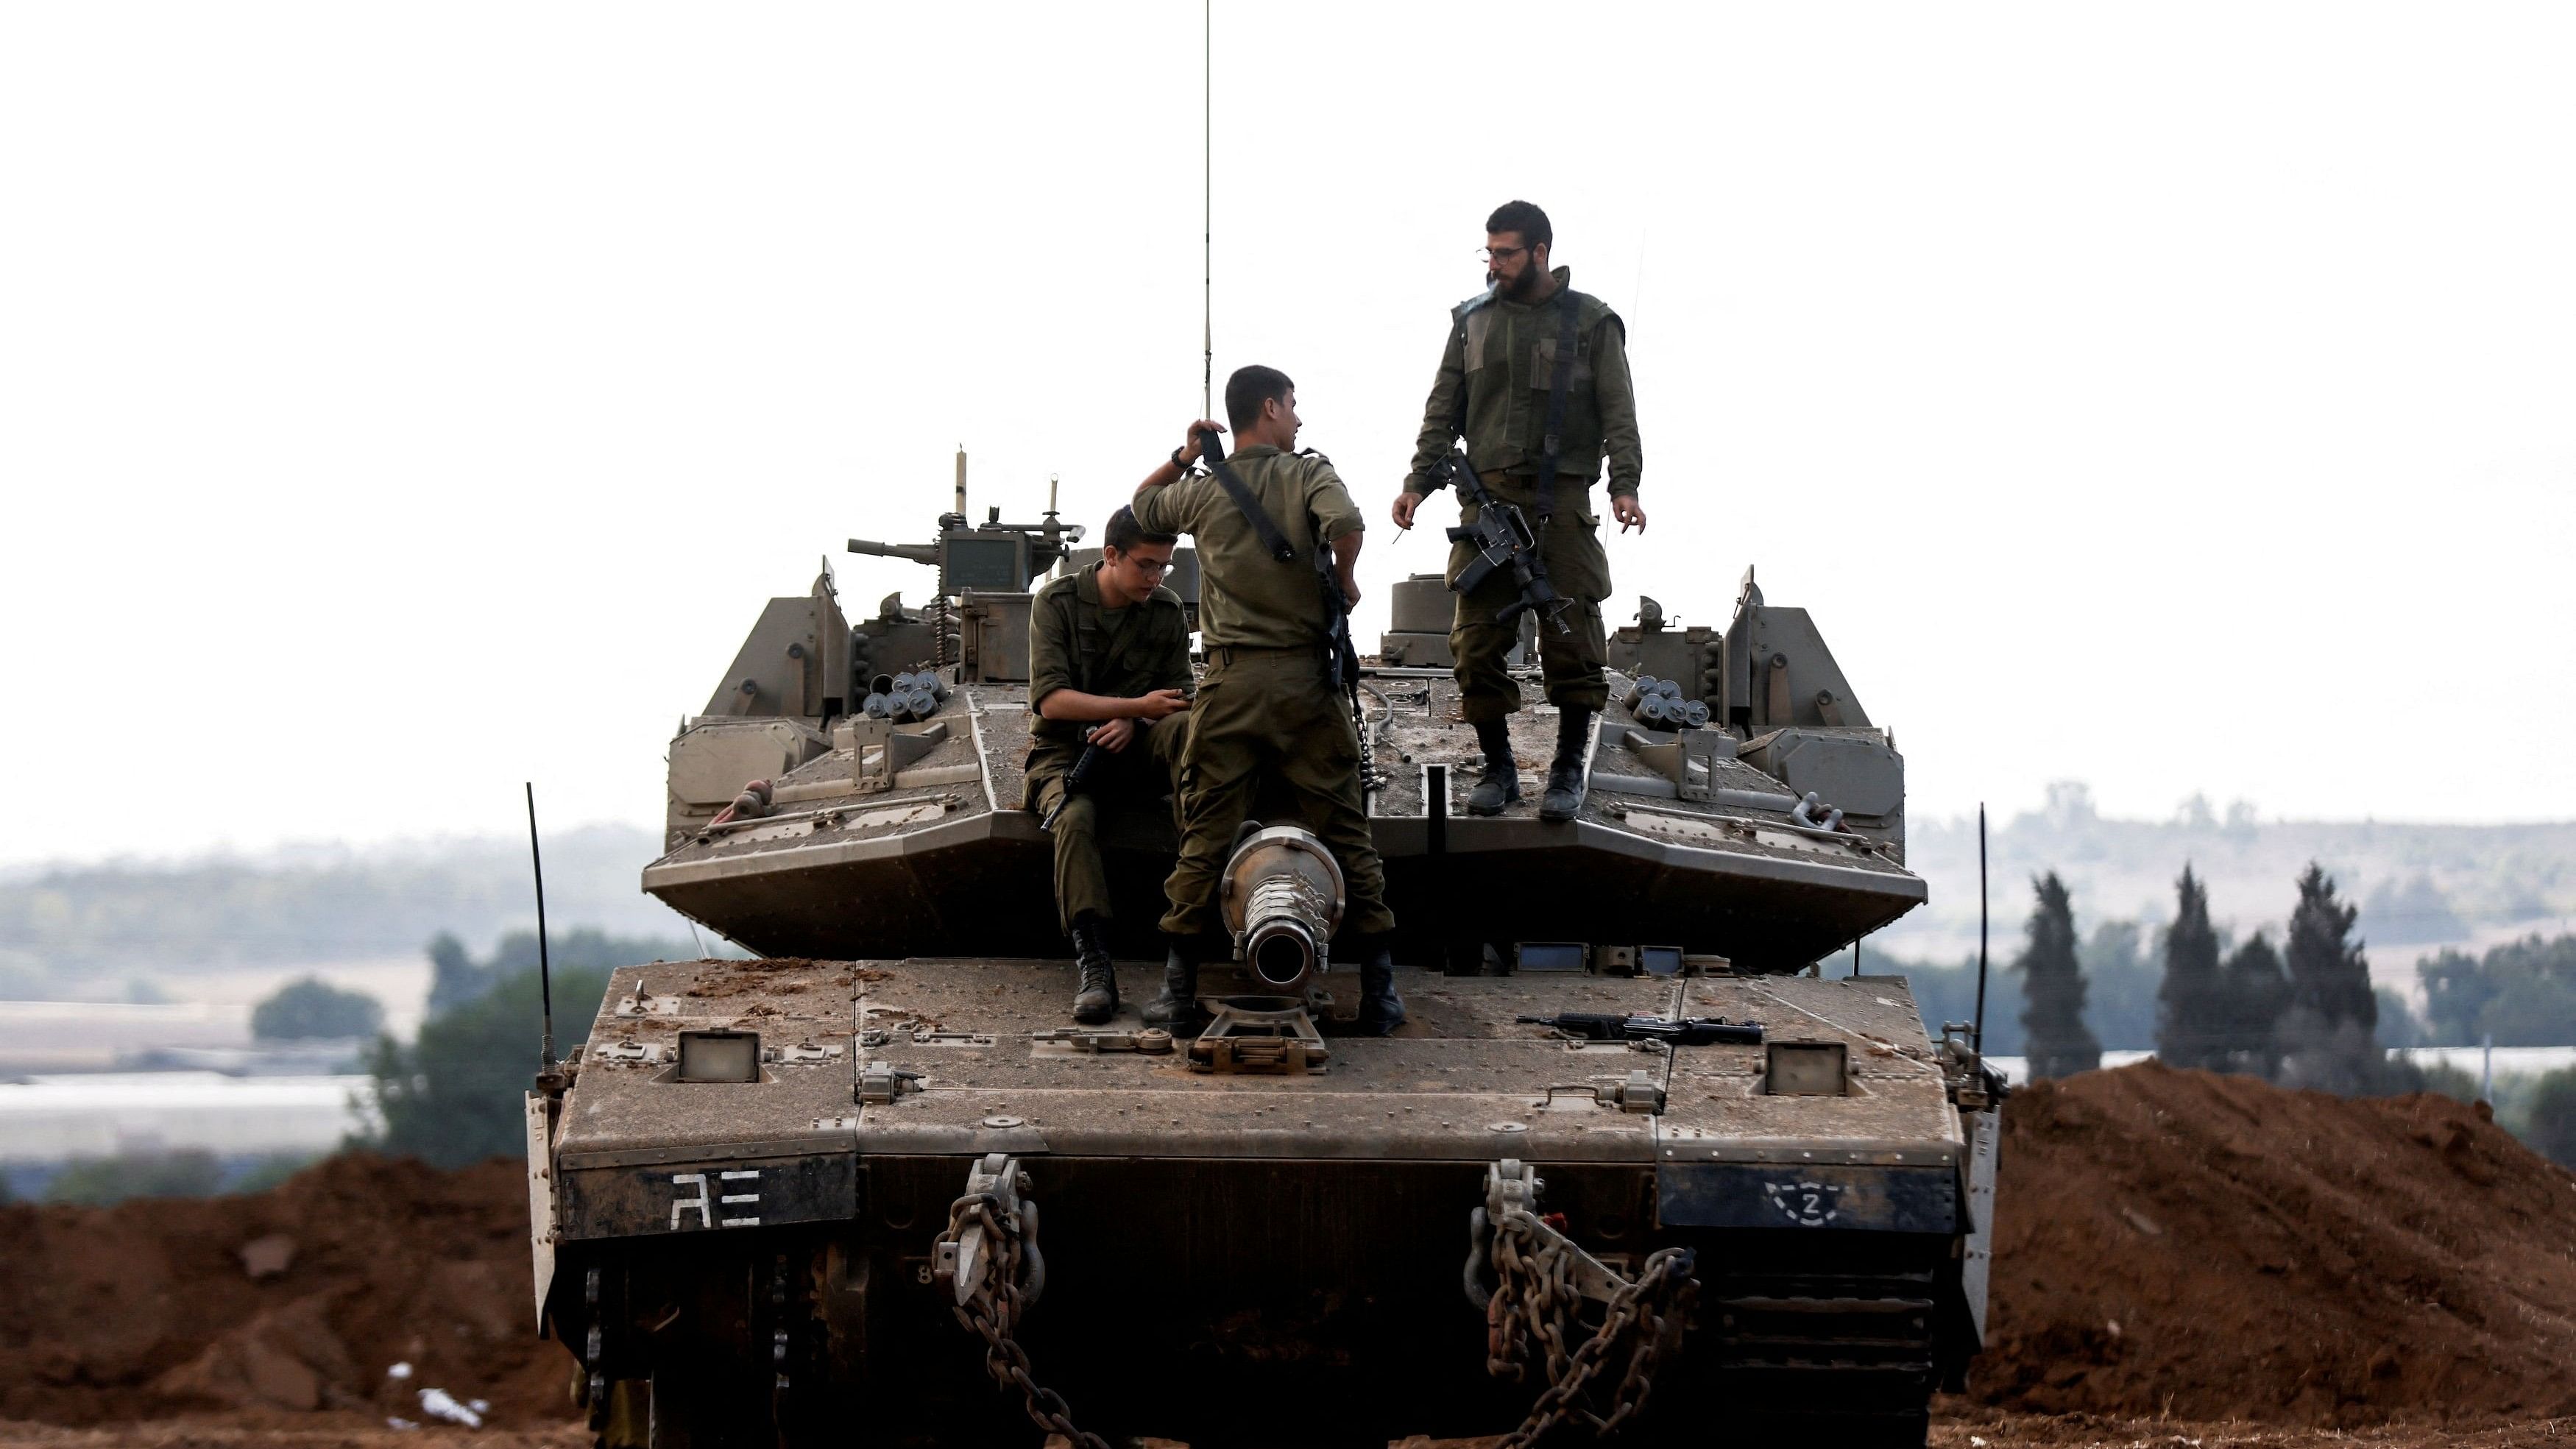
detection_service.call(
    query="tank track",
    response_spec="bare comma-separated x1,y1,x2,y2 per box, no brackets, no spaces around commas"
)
1698,1266,1942,1448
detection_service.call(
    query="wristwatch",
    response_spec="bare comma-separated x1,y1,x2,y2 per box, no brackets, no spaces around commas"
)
1167,444,1191,471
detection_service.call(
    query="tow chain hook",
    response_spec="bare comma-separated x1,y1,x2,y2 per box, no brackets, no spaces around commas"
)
932,1154,1097,1449
1472,1158,1699,1446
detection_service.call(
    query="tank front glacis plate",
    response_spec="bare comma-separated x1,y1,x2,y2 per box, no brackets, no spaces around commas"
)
551,960,858,1242
547,957,1965,1243
1657,974,1966,1233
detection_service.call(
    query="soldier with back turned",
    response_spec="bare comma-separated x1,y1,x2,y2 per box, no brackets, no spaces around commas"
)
1390,199,1645,823
1130,366,1404,1035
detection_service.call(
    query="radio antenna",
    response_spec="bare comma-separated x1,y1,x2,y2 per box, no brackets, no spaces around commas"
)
1201,0,1213,419
526,782,556,1069
1972,803,1991,1050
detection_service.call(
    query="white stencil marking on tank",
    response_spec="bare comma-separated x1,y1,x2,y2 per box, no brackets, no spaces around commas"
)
1764,1180,1842,1227
670,1174,712,1230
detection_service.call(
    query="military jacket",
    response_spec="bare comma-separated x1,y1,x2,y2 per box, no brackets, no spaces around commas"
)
1025,563,1192,748
1404,266,1642,499
1132,445,1363,651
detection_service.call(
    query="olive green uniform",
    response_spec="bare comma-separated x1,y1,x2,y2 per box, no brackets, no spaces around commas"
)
1404,266,1642,725
1023,563,1195,933
1132,446,1397,941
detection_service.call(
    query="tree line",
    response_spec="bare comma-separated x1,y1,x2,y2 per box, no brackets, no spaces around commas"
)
1958,860,2576,1167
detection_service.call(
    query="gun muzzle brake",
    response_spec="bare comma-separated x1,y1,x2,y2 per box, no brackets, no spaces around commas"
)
1217,824,1347,993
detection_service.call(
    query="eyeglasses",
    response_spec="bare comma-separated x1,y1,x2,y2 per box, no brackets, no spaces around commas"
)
1126,557,1173,575
1478,245,1529,263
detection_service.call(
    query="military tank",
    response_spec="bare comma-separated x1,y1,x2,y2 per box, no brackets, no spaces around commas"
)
525,454,2005,1448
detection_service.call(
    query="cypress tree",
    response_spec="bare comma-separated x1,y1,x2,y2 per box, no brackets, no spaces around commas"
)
2219,932,2289,1078
2156,865,2229,1069
2278,862,2383,1093
2017,872,2102,1081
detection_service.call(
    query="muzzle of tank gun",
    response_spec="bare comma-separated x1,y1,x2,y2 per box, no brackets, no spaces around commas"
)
1218,825,1348,993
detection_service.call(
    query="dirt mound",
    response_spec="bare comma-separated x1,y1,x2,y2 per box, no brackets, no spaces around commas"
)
0,1154,572,1428
1970,1062,2576,1425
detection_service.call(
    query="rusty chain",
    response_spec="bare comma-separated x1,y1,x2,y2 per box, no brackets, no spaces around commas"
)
1486,1211,1698,1446
933,1188,1109,1449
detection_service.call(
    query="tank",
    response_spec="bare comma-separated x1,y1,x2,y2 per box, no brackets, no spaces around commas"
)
525,456,2007,1449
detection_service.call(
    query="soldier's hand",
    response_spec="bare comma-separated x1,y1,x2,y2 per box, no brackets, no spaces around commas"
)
1611,494,1647,534
1182,419,1225,461
1091,718,1139,753
1390,492,1421,531
1136,688,1191,721
1336,569,1362,609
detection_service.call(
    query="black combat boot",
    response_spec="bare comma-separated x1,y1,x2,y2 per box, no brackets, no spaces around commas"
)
1356,938,1406,1036
1540,708,1594,823
1069,916,1117,1025
1466,718,1521,815
1142,935,1208,1034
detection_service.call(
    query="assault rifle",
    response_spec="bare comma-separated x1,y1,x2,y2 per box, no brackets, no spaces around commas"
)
1518,1013,1766,1046
1432,449,1572,632
1037,731,1106,832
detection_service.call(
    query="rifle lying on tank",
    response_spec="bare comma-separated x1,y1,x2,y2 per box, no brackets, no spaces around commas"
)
1429,449,1574,633
1518,1013,1766,1046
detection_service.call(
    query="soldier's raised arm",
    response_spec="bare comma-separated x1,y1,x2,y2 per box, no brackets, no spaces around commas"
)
1139,418,1226,500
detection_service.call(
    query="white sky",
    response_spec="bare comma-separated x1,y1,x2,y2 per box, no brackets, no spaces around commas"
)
3,3,2571,867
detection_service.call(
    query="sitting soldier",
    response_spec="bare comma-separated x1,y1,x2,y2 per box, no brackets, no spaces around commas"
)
1025,506,1195,1023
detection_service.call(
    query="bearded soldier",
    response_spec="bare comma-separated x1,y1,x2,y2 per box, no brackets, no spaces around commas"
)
1390,199,1645,822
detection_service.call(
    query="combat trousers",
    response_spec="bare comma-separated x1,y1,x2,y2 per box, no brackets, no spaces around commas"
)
1026,715,1189,934
1448,476,1612,725
1158,648,1397,940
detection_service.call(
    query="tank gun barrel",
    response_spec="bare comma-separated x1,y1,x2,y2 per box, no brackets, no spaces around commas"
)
1220,825,1347,993
846,539,941,567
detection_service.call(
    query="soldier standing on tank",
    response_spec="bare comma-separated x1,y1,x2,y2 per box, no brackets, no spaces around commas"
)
1131,366,1404,1035
1390,199,1645,822
1025,506,1195,1024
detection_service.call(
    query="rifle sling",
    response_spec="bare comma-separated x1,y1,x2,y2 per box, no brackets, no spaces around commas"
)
1203,447,1297,563
1200,447,1347,670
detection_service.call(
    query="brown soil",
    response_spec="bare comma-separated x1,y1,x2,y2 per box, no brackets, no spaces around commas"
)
1,1416,2566,1449
1929,1412,2576,1448
0,1155,573,1428
1967,1062,2576,1425
7,1063,2575,1437
673,957,853,999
